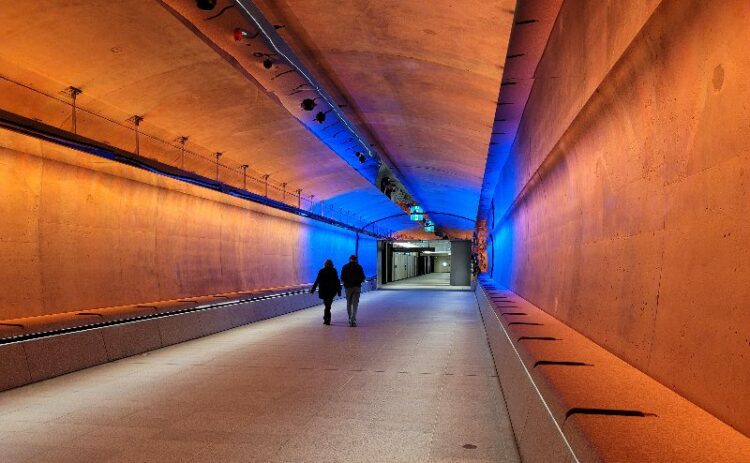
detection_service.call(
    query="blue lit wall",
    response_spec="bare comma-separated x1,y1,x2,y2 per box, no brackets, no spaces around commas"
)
310,188,415,235
485,149,523,288
0,131,382,318
488,215,516,288
299,218,378,282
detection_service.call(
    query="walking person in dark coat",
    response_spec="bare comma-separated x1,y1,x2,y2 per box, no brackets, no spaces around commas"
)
310,259,341,325
340,255,366,327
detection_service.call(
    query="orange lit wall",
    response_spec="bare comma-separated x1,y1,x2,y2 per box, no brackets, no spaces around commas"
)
0,128,372,320
490,0,750,435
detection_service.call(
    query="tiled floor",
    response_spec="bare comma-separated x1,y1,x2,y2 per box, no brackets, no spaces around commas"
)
0,289,520,462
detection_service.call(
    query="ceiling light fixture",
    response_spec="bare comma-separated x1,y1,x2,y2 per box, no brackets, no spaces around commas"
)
301,98,317,111
234,28,248,41
196,0,217,10
262,58,273,69
356,151,366,163
314,111,326,123
393,242,420,249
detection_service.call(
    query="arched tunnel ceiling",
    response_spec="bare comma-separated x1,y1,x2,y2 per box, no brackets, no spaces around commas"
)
0,0,517,235
251,0,516,231
0,0,417,232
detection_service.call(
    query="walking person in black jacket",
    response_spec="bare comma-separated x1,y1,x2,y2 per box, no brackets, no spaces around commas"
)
340,255,366,327
310,259,341,325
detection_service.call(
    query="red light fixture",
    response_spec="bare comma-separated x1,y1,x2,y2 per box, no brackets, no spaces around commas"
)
234,28,248,41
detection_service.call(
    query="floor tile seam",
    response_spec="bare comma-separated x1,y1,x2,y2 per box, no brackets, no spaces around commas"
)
2,410,73,425
62,404,145,427
429,325,457,446
440,326,459,376
273,373,358,456
425,366,452,455
271,427,308,456
1,430,105,449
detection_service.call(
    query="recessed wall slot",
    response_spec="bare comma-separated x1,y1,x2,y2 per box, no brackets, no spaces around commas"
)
565,408,657,420
533,360,592,368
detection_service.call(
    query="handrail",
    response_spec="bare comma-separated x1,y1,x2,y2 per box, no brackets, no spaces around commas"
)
0,108,389,239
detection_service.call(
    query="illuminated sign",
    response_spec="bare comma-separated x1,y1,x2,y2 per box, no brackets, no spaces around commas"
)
409,205,424,214
410,213,424,221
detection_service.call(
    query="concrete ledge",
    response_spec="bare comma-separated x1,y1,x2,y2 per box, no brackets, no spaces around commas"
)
197,306,235,335
226,301,260,327
101,319,162,361
158,311,206,346
0,323,24,339
477,283,576,463
0,343,32,390
79,304,158,322
476,276,750,462
0,279,377,392
23,329,109,383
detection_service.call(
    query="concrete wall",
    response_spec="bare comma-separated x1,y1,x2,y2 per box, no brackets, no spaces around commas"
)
489,0,750,436
392,252,419,281
0,128,376,320
435,256,451,273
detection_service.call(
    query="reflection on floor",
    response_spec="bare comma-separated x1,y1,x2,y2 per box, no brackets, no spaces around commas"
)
0,290,519,463
385,273,470,291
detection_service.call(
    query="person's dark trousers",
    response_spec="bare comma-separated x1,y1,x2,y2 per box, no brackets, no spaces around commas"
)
345,287,361,326
323,298,333,325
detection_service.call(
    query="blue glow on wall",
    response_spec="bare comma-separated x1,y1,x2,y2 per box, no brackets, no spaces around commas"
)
488,186,517,287
300,219,378,283
309,188,414,234
484,141,522,287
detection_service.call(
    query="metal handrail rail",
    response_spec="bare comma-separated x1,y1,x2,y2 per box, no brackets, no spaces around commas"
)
0,108,390,239
0,74,392,235
0,276,377,345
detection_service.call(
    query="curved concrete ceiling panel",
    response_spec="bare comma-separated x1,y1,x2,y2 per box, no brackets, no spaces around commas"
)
253,0,516,231
0,0,418,233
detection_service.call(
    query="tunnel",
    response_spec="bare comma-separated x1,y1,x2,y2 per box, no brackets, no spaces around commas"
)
0,1,748,462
